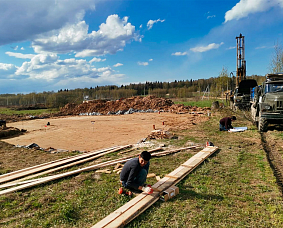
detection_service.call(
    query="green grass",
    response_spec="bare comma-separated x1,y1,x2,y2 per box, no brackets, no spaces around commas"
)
0,107,57,116
174,99,225,108
1,108,283,227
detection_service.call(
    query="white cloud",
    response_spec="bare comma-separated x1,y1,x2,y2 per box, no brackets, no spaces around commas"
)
149,59,153,61
14,53,108,81
207,15,216,19
255,46,267,49
190,42,224,53
0,0,95,45
32,15,140,57
90,57,106,63
147,19,165,30
172,52,187,56
227,46,236,50
5,52,35,59
224,0,283,23
138,61,148,66
113,63,123,67
20,47,25,50
140,24,142,28
0,63,17,78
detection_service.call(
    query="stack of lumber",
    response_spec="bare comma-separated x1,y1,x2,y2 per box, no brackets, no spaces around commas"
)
0,145,198,196
0,145,132,195
92,146,218,228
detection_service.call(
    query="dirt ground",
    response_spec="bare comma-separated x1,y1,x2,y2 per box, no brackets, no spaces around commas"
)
2,112,209,152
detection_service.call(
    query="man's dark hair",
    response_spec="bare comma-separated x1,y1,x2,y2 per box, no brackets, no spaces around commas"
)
232,116,236,120
140,151,151,161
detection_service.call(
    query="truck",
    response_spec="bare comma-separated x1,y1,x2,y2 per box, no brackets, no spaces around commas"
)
251,73,283,132
231,79,258,110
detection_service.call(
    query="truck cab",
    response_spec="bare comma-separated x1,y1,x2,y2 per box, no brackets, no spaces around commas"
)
251,73,283,131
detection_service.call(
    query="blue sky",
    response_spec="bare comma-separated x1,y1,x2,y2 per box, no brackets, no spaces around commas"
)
0,0,283,94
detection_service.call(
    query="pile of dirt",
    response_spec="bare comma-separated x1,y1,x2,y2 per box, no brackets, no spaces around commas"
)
0,127,23,139
59,96,210,115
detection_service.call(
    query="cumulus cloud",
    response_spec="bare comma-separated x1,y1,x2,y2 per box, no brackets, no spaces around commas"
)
224,0,283,23
10,53,124,85
147,19,165,30
0,63,18,78
138,61,148,66
190,42,224,53
113,63,123,67
149,59,153,61
0,0,95,45
172,52,187,56
90,57,106,63
5,52,35,59
32,15,140,57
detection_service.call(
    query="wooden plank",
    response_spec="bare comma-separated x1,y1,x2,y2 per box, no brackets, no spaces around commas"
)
0,157,133,195
0,146,119,180
4,146,130,185
164,175,179,179
91,146,219,228
181,164,194,168
0,145,127,184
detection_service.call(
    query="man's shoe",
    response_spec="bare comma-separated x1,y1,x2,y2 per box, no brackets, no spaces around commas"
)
118,187,132,196
118,187,124,194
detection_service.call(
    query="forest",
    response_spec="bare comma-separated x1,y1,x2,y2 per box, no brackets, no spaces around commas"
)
0,74,266,109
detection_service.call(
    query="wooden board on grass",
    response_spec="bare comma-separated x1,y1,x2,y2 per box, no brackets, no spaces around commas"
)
91,146,218,228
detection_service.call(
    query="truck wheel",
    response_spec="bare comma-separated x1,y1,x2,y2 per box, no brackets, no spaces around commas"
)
258,117,268,132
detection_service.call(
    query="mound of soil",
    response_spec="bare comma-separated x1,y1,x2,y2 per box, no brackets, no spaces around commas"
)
59,95,210,115
0,127,23,139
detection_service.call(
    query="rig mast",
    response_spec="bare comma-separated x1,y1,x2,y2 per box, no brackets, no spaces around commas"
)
236,33,246,87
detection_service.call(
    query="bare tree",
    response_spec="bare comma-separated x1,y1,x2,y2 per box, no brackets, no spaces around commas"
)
269,41,283,73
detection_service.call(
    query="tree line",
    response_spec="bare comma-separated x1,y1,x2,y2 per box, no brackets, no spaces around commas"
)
0,74,265,109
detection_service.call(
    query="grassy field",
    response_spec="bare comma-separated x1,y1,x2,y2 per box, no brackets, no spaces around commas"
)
0,107,57,116
0,107,283,227
174,98,226,108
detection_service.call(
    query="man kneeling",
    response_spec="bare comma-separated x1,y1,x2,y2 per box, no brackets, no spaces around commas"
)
119,151,153,195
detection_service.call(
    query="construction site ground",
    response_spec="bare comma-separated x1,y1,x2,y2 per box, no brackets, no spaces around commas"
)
1,98,283,227
2,112,207,152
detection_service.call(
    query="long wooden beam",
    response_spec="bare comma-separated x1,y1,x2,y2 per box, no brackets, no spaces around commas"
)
91,146,218,228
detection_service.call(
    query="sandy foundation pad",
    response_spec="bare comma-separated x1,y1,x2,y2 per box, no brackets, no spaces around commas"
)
2,112,206,151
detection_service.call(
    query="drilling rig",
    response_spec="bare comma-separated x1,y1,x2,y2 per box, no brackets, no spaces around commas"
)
236,33,246,87
230,33,257,110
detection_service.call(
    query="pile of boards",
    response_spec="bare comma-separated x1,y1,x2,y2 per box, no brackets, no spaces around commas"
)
0,145,199,196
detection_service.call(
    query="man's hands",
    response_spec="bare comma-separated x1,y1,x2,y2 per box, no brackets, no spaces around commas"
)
142,184,153,194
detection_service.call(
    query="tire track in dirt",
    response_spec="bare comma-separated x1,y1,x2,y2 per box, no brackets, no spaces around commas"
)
260,132,283,195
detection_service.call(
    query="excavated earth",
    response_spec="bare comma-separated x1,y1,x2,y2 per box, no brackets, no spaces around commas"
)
58,95,210,115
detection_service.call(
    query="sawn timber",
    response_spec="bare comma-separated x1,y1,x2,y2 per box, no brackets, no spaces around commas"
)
91,146,218,228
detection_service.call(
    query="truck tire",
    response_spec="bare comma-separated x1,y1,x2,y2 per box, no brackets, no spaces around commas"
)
258,116,268,132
